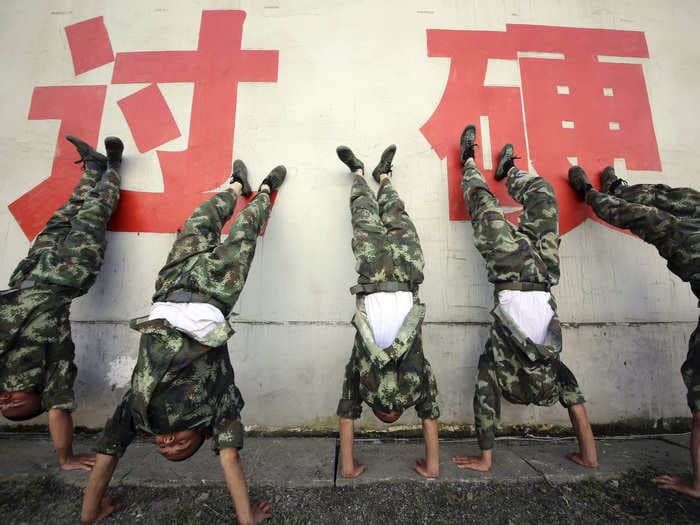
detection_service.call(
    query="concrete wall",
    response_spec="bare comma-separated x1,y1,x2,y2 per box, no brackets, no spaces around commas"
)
0,0,698,430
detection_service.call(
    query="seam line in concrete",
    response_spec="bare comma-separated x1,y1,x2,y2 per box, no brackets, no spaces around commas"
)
68,320,697,327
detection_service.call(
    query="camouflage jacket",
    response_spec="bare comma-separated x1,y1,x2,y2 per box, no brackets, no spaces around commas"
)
0,286,77,411
473,293,584,449
337,297,440,420
489,297,564,405
95,316,244,457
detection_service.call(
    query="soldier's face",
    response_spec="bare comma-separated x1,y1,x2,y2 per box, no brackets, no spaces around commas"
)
372,406,403,423
155,429,204,461
0,391,41,420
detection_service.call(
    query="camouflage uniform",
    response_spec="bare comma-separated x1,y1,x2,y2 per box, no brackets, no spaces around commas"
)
337,176,440,420
462,164,585,450
96,190,271,456
0,167,121,412
586,184,700,410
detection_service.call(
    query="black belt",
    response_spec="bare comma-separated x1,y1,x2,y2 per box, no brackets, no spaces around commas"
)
163,290,226,313
349,281,417,295
493,282,551,293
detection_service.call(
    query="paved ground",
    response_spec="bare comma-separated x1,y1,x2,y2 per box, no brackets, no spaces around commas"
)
1,432,699,523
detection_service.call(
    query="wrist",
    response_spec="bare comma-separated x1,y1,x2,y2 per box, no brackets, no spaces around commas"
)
56,447,72,464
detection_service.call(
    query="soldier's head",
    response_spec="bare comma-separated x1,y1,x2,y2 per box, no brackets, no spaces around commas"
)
155,429,205,461
372,406,403,424
0,390,42,421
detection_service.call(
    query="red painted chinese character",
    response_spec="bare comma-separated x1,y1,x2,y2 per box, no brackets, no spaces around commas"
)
10,10,279,239
421,24,661,235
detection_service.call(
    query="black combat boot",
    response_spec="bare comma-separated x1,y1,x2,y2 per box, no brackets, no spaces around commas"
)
104,136,124,171
229,159,252,197
371,144,397,183
600,166,628,194
336,146,365,174
459,124,477,165
66,135,107,171
568,166,594,199
494,143,520,181
259,165,287,192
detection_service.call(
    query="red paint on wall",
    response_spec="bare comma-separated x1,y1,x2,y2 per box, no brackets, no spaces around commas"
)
64,16,114,75
109,10,278,233
117,83,181,153
422,24,661,235
10,86,107,240
11,10,280,239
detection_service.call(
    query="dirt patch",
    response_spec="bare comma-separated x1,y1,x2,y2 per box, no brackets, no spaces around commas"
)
2,469,700,524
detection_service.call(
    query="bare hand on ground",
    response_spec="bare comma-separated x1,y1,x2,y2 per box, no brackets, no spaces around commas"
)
60,453,96,471
452,455,492,472
653,475,700,498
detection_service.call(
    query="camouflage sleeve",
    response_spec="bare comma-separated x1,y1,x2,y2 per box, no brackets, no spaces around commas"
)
41,339,77,411
211,383,245,452
336,340,363,419
95,396,136,458
473,350,501,451
211,418,244,452
414,358,440,420
556,362,586,408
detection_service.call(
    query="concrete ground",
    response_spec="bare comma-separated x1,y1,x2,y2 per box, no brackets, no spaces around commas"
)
2,432,699,524
0,432,693,487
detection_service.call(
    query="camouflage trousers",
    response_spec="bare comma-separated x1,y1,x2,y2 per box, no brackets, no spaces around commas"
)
1,167,120,400
462,164,584,450
9,167,121,294
152,189,270,315
586,185,700,412
461,164,559,285
350,175,424,286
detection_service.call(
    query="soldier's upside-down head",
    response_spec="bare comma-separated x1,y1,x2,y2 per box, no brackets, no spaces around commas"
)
155,428,205,461
372,406,403,424
0,391,42,421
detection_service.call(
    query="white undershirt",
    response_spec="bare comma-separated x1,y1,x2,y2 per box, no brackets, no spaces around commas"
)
497,290,554,345
364,291,414,349
149,302,225,338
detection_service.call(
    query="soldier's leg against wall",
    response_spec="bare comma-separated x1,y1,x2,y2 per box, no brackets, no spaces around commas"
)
39,168,122,294
507,171,560,282
613,184,700,219
8,169,103,287
192,191,272,309
586,189,679,249
682,318,700,413
462,162,527,283
376,178,424,285
152,188,242,302
350,175,391,284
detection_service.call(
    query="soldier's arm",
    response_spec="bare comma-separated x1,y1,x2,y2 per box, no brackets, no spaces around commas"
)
219,447,271,524
654,411,700,497
412,418,439,478
336,347,366,478
339,416,367,478
80,453,121,523
48,408,95,471
43,340,96,470
452,353,497,472
413,358,440,477
565,403,598,467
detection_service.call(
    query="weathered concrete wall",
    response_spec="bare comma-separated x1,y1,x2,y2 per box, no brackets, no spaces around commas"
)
0,0,698,430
